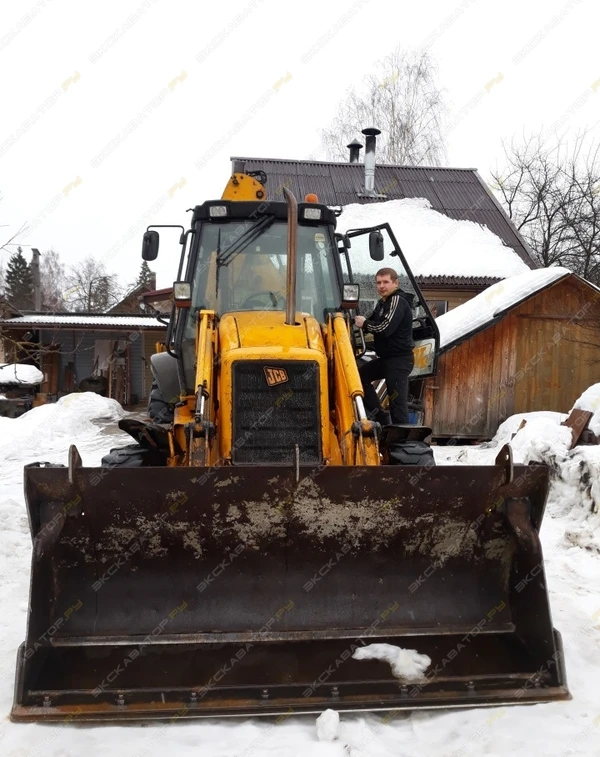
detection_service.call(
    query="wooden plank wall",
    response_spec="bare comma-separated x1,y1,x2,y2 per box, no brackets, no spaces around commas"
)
513,278,600,414
425,317,516,439
426,277,600,439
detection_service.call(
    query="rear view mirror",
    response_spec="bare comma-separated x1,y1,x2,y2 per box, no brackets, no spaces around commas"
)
369,231,384,261
142,230,159,261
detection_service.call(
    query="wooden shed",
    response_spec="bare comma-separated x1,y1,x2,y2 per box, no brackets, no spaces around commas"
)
0,313,166,405
424,270,600,440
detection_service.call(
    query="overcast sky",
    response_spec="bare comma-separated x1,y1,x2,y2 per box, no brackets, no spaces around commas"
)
1,0,598,289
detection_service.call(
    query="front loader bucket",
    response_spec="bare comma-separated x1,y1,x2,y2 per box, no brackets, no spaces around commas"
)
13,451,569,722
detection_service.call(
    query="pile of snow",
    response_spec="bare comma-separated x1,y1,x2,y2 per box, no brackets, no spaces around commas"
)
437,394,600,553
55,391,126,422
435,267,571,349
316,709,340,741
0,363,43,385
336,197,530,279
552,447,600,550
0,392,126,461
491,411,567,447
352,644,431,680
493,408,600,526
493,412,573,466
573,383,600,437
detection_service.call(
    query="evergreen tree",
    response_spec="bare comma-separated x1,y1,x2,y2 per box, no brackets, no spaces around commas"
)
136,260,155,288
5,247,34,309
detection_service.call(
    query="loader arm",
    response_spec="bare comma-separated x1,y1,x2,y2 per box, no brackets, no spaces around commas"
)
171,309,218,467
328,313,379,465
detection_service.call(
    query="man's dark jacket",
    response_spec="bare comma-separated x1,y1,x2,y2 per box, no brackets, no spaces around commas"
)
363,289,414,358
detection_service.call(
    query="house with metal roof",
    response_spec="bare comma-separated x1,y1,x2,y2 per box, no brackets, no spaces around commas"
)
234,133,537,315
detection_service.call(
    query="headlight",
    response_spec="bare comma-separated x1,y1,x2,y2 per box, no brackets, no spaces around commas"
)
209,205,228,217
342,283,360,310
173,281,191,301
303,207,322,221
343,283,360,303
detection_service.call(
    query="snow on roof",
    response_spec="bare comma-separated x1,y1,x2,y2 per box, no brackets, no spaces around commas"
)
0,363,43,386
436,267,572,350
0,314,166,328
336,198,531,279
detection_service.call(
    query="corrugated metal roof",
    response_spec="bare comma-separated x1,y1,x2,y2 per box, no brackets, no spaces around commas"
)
234,157,537,270
0,314,167,328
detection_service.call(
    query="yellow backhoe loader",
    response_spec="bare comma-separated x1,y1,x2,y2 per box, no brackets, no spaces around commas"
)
12,169,568,722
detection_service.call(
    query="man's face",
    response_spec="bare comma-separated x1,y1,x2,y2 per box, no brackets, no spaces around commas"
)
376,275,397,298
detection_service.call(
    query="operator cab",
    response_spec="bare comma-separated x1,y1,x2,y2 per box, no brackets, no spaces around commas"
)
187,200,342,324
141,182,439,392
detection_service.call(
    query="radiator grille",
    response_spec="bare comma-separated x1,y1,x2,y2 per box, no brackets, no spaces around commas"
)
232,361,321,464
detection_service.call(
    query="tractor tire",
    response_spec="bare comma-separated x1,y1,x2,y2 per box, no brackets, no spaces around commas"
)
101,443,166,468
148,380,174,423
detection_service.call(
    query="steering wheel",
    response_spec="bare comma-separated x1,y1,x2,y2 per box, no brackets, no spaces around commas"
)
241,290,285,309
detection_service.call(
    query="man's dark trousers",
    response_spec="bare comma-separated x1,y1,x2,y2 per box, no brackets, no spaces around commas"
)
359,353,414,425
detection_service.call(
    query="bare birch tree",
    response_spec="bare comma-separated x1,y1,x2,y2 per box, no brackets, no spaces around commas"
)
491,132,600,283
40,249,68,312
322,48,447,166
64,256,122,312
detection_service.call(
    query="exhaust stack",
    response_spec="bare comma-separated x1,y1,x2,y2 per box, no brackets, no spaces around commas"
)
347,139,363,163
282,186,298,325
362,127,381,194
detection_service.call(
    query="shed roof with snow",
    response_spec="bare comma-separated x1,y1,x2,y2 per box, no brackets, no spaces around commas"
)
0,313,166,329
0,313,166,403
436,267,589,350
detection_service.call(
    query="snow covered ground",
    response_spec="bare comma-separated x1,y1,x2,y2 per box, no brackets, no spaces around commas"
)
1,395,599,756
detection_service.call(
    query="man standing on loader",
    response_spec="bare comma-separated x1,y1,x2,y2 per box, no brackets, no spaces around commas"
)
354,267,415,425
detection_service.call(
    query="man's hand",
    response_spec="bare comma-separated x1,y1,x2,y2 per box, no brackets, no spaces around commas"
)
354,315,366,328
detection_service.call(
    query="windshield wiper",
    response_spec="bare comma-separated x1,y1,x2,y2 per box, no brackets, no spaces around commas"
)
217,215,275,267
